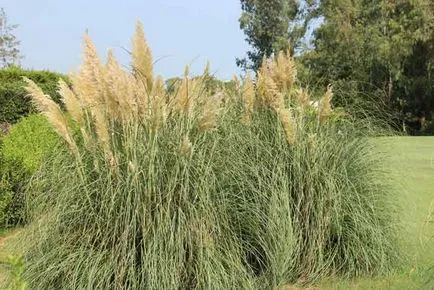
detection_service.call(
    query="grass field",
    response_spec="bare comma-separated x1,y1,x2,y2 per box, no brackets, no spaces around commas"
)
0,136,433,289
320,136,434,289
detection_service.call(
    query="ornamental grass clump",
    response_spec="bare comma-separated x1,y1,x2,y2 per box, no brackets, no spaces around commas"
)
20,22,399,289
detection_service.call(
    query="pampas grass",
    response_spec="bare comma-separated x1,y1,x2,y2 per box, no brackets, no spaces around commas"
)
20,22,399,289
241,74,255,125
23,77,79,158
132,20,153,90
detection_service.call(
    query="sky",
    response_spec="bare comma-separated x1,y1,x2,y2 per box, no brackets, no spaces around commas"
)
2,0,249,80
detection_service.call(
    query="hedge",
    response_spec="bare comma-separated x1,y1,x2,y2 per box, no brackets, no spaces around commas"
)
0,114,60,226
0,66,68,124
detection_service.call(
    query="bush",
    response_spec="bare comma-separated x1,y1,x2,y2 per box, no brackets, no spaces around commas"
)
0,114,59,226
0,139,11,226
21,23,398,289
0,66,68,124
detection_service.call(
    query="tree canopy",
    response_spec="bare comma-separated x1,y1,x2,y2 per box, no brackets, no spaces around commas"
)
0,8,22,68
238,0,434,133
237,0,319,71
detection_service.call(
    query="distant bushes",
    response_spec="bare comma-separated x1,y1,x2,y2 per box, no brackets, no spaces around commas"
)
0,114,59,226
166,75,236,95
0,66,68,124
20,23,399,289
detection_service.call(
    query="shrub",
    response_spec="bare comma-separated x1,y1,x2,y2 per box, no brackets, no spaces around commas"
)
0,156,26,227
0,139,12,226
21,22,398,289
0,66,68,124
0,114,59,226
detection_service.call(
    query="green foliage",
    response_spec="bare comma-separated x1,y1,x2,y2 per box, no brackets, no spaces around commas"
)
0,66,68,124
237,0,318,71
0,156,26,227
0,114,59,226
302,0,434,134
22,104,398,288
166,75,236,95
19,27,398,287
0,8,22,68
2,255,27,290
396,40,434,134
2,114,60,172
0,137,15,226
239,0,434,134
165,77,182,93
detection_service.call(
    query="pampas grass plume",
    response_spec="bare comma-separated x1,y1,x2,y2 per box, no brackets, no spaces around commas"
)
132,20,153,90
198,92,223,132
23,77,79,157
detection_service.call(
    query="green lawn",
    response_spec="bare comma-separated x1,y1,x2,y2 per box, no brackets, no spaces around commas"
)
320,136,434,289
0,137,433,289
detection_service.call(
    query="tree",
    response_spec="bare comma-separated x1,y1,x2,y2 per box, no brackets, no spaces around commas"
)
237,0,319,71
0,8,22,68
303,0,434,132
237,0,433,132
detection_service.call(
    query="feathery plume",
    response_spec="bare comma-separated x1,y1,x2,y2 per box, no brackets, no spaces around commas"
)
150,96,167,133
270,88,296,145
80,127,93,151
231,74,241,96
174,65,191,114
179,135,193,157
264,73,281,108
152,75,166,99
270,49,296,95
183,65,190,77
23,77,79,156
198,92,223,132
148,76,167,132
93,106,111,156
296,88,310,108
133,78,150,118
319,85,333,121
203,61,210,77
256,57,276,106
132,20,153,90
276,107,296,146
58,79,84,125
105,50,140,121
74,34,104,107
255,56,296,145
125,75,139,118
232,75,240,88
104,49,124,119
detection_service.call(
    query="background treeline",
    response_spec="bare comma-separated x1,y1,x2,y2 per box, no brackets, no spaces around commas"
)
2,1,433,134
238,0,434,135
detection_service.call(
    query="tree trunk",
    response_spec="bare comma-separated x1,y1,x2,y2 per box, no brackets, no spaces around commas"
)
387,73,393,104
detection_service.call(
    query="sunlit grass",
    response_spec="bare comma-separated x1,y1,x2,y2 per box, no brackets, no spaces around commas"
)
15,23,400,289
319,136,434,289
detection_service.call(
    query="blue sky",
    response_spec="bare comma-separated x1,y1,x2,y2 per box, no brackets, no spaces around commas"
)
2,0,249,79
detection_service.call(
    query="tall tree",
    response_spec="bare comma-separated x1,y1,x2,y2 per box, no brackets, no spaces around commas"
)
303,0,434,132
237,0,319,71
0,8,22,68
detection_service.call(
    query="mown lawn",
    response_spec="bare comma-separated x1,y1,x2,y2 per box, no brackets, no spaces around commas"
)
0,137,433,288
320,136,434,289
